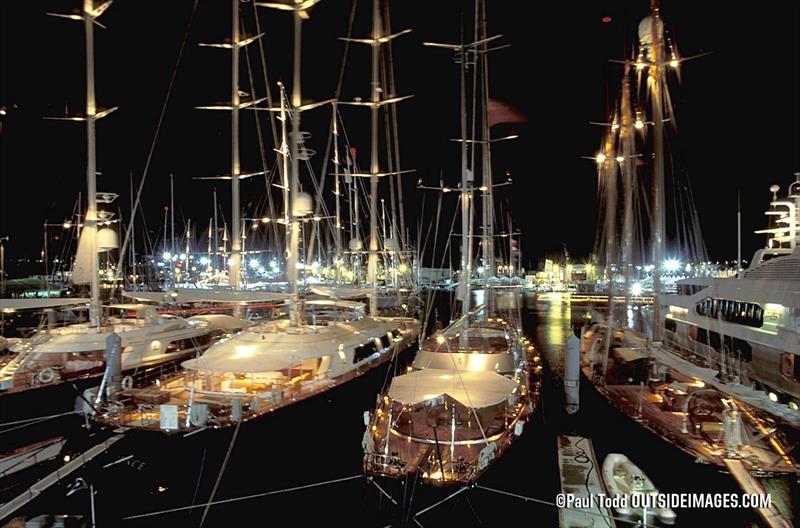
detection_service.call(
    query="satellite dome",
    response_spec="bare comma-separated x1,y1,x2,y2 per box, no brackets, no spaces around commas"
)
384,237,401,253
638,16,664,45
97,228,119,251
293,192,313,216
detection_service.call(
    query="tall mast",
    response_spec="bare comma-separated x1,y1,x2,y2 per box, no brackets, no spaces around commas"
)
213,189,219,273
459,15,472,347
286,3,304,325
230,0,242,292
129,173,137,289
367,0,381,317
478,0,495,309
382,1,407,250
619,65,635,310
645,2,665,342
601,132,618,319
84,0,100,327
333,103,342,262
170,173,175,288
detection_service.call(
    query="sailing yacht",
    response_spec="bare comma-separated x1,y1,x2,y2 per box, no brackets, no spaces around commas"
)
580,5,797,476
363,0,539,486
0,2,246,420
92,0,418,433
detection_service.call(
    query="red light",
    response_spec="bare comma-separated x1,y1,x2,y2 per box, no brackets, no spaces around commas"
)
602,16,612,23
349,146,357,156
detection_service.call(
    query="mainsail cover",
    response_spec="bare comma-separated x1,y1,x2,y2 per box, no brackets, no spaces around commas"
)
71,228,95,285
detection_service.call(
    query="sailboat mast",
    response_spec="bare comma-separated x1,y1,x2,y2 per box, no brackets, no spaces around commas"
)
287,6,304,325
367,0,381,317
230,0,242,292
478,0,495,310
459,15,472,346
648,2,665,342
213,189,219,273
619,65,635,310
170,173,175,287
333,103,342,259
129,173,137,289
83,0,100,327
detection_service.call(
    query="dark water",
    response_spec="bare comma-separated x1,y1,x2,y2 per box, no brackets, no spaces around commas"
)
3,294,797,527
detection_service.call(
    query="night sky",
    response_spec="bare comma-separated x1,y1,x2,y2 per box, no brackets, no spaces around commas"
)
1,1,798,275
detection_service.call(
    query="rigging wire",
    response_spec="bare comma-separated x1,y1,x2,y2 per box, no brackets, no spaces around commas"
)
115,0,199,288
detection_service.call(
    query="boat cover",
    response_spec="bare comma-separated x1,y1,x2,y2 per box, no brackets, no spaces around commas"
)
388,369,517,408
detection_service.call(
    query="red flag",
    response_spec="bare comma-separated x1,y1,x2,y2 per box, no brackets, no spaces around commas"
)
487,99,527,127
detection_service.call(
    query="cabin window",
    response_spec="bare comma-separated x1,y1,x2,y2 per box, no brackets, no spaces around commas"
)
694,297,763,328
664,318,677,333
380,334,391,349
354,341,378,363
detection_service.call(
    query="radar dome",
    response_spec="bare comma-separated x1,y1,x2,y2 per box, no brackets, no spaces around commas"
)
638,16,664,45
293,192,313,216
97,228,119,251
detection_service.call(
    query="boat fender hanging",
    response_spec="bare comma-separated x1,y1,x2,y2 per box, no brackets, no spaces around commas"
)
120,375,134,391
37,367,56,385
514,420,525,436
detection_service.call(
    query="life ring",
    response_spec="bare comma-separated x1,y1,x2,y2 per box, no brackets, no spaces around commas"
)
120,375,134,391
37,367,56,385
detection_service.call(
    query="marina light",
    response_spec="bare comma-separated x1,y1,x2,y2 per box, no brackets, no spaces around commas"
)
162,252,172,261
595,152,607,164
179,253,187,261
630,282,643,296
261,217,271,223
669,58,679,68
634,119,644,130
616,156,624,162
199,256,210,266
768,392,778,402
62,221,72,229
664,259,681,272
249,258,260,270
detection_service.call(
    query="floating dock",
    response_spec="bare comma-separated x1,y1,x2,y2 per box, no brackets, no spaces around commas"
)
0,434,123,520
557,435,616,528
723,459,793,528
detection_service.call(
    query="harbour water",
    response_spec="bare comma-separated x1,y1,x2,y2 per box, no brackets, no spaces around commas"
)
2,294,796,526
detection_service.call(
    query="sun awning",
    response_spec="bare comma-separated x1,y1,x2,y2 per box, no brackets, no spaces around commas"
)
0,298,90,311
613,347,646,362
388,369,517,409
122,289,288,305
310,285,371,299
182,348,296,373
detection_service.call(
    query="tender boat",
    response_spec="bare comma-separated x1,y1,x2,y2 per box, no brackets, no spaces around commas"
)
602,453,677,525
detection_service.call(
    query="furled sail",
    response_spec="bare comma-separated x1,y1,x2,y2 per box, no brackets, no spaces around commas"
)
71,227,95,285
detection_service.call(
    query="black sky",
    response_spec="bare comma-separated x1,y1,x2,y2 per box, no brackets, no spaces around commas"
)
1,1,798,274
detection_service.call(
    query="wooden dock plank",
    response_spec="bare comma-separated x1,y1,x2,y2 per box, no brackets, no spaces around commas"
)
557,435,616,528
